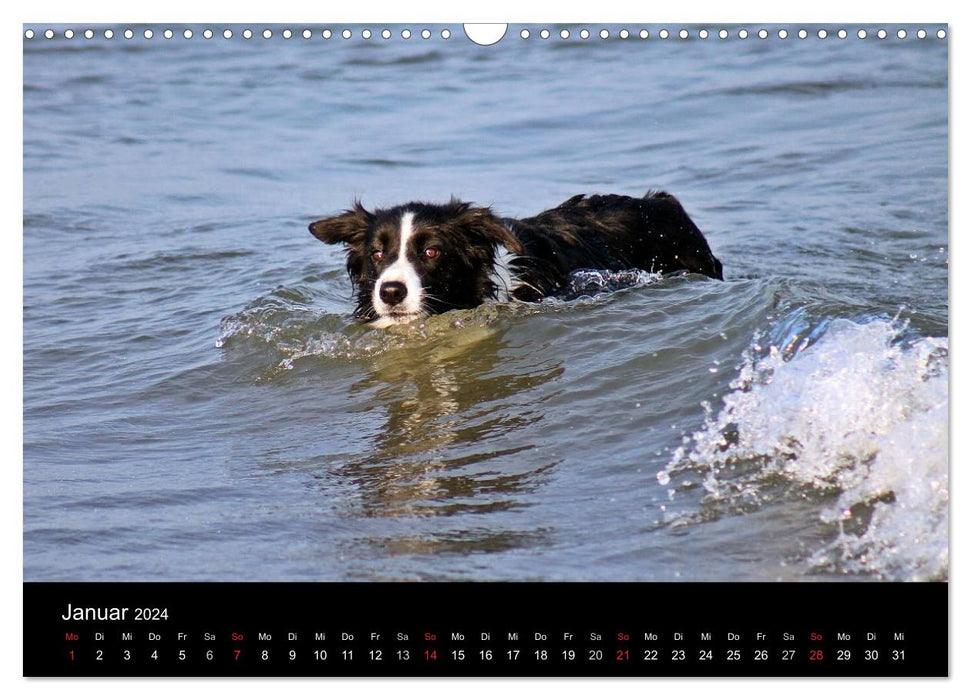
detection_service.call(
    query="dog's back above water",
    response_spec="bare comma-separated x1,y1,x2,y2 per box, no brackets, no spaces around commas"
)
309,190,723,326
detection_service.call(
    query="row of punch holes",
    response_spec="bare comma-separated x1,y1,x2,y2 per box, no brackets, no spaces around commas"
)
24,27,948,42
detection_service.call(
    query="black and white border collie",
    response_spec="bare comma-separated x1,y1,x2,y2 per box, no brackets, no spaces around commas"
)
309,191,722,326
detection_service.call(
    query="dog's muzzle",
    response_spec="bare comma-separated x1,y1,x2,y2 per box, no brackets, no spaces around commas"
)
379,281,408,307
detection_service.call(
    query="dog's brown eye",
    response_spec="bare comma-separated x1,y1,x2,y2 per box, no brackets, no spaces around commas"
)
371,250,384,261
424,247,440,259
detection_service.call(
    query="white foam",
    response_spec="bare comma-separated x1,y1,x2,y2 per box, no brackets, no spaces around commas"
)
565,268,661,298
660,318,948,580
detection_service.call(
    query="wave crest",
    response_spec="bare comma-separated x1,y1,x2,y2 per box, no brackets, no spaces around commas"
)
215,269,667,371
659,316,948,580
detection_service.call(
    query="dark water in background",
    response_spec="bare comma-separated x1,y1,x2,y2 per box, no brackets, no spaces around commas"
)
23,25,948,581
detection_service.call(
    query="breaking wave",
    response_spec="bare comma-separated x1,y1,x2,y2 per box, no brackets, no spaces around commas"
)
659,315,948,581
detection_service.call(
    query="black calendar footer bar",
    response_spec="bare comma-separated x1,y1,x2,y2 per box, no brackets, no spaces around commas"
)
24,581,947,677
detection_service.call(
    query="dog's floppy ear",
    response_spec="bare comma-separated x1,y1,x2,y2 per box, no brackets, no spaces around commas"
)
308,202,372,246
454,203,525,255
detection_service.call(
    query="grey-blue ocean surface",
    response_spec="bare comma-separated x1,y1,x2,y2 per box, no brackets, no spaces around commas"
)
23,25,947,581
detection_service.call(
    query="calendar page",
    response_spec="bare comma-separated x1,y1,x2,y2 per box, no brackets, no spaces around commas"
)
22,20,948,677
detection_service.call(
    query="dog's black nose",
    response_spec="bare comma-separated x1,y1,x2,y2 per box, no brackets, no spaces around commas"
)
379,281,408,306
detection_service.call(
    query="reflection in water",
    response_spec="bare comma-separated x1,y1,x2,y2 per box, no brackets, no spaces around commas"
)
365,527,553,560
340,323,563,560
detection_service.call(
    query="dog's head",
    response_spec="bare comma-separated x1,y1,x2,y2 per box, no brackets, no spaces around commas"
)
310,200,524,325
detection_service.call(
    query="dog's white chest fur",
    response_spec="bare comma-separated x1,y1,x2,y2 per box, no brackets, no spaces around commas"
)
489,244,520,302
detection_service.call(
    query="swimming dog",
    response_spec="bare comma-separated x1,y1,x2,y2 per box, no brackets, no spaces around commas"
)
309,191,722,325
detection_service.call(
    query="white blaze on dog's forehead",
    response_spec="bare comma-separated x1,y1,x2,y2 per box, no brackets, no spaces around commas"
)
372,210,423,320
394,211,416,261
